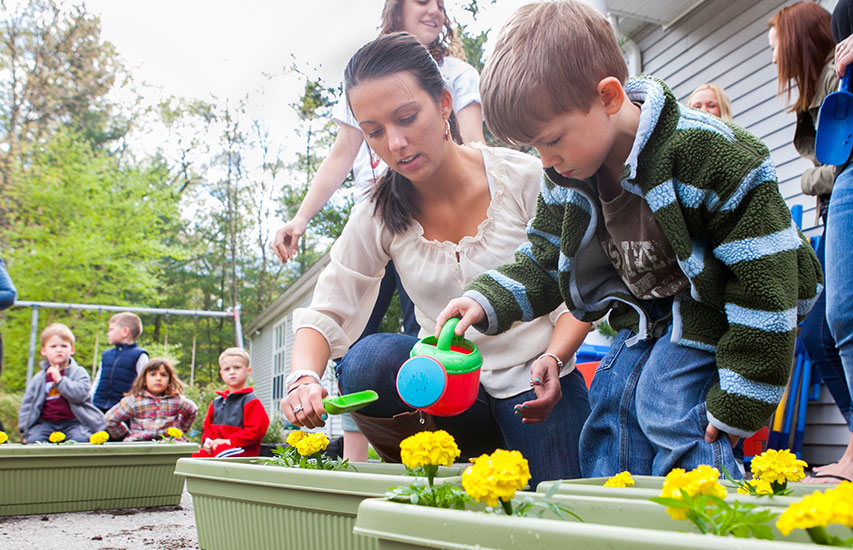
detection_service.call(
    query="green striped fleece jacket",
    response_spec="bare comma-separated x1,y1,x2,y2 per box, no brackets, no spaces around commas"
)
464,77,823,436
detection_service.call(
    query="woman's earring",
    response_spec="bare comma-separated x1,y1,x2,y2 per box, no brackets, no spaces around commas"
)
369,148,381,169
444,119,450,141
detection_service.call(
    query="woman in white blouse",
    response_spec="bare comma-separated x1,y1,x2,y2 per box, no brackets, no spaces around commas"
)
280,33,591,485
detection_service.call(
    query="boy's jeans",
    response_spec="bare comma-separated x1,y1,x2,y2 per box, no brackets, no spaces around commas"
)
826,163,853,428
579,320,740,478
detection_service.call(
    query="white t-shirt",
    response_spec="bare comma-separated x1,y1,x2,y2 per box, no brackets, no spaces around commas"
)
332,55,482,203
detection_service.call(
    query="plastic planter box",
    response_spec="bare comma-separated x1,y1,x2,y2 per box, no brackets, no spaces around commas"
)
353,495,829,550
174,457,465,550
537,475,819,506
0,442,196,516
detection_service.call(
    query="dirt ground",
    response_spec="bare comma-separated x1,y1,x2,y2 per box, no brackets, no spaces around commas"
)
0,488,198,550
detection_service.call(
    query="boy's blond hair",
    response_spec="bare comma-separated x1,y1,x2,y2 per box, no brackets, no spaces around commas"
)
480,0,628,146
40,323,75,347
109,312,143,340
218,347,250,368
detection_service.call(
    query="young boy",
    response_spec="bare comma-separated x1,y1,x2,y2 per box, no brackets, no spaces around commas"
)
18,323,105,443
92,312,148,412
437,1,823,477
192,347,269,458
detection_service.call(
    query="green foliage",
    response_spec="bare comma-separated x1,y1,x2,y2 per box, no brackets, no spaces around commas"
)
0,390,22,441
183,382,219,442
263,443,350,471
386,465,472,509
650,490,777,539
262,414,287,444
510,481,583,521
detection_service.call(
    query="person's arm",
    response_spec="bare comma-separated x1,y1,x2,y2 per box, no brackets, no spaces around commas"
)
517,314,592,424
176,395,199,433
199,400,216,447
18,373,40,435
836,34,853,78
104,397,133,439
223,398,270,448
272,124,364,263
456,103,485,144
280,327,331,429
57,365,94,404
135,353,149,375
0,259,17,309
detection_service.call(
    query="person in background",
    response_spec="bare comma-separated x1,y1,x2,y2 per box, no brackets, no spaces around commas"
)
193,348,269,458
18,323,105,443
273,0,485,462
104,358,198,442
799,0,853,484
0,258,16,432
769,2,852,483
687,83,733,121
92,312,149,413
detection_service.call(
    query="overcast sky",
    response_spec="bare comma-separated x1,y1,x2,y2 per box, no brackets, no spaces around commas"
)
81,1,527,153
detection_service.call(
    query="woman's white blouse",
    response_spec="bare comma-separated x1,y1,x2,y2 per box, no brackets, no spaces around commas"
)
292,143,575,398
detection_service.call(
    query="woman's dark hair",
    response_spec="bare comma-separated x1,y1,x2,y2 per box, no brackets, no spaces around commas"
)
770,2,834,113
344,32,461,234
380,0,456,63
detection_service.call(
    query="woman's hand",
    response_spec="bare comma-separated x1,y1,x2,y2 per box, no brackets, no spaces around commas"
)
514,354,562,424
272,217,308,264
435,297,486,337
836,35,853,78
281,382,329,429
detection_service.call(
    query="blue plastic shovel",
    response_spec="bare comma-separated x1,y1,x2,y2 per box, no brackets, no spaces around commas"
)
816,72,853,165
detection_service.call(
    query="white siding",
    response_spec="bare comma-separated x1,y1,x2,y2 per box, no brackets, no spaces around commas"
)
249,317,274,417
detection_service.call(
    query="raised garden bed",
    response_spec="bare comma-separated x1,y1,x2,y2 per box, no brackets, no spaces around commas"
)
0,442,196,516
174,457,464,550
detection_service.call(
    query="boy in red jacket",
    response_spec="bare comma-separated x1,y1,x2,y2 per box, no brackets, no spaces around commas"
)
192,348,269,457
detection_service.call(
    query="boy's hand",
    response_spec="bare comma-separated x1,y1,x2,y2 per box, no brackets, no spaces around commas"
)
46,364,62,384
281,382,328,429
514,354,562,424
435,297,486,337
202,438,214,452
704,424,739,448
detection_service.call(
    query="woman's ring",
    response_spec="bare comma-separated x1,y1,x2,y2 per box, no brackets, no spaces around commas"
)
292,405,304,414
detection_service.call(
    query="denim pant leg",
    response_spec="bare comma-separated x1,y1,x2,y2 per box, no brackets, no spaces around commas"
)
579,328,657,477
492,369,590,486
826,164,853,430
801,227,853,427
24,421,57,443
635,325,739,476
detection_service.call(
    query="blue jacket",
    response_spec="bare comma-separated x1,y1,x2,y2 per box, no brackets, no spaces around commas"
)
0,258,16,309
93,343,146,410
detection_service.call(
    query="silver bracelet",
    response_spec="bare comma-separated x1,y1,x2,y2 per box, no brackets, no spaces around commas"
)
537,352,564,369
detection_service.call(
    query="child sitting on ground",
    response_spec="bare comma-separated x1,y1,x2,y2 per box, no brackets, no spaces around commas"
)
437,0,823,478
18,323,105,443
193,347,269,457
104,358,198,441
92,312,149,413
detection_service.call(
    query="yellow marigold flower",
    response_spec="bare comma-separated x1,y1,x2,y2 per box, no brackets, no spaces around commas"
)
824,482,853,528
89,431,109,445
48,431,66,443
737,478,773,495
293,432,329,456
604,471,635,488
0,431,8,444
461,449,531,507
286,430,306,447
750,449,807,484
776,490,834,536
166,427,183,439
400,430,460,469
660,466,726,520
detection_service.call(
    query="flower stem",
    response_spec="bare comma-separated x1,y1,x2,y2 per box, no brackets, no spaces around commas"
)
501,499,513,516
425,464,438,489
806,526,832,545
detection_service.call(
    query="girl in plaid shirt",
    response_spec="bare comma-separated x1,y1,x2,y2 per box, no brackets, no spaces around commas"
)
104,358,198,441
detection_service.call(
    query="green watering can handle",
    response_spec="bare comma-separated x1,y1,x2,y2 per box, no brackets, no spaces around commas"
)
437,318,460,351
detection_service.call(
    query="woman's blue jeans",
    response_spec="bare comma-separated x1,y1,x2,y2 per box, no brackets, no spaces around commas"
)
801,215,853,431
825,164,853,430
337,333,591,487
578,320,740,478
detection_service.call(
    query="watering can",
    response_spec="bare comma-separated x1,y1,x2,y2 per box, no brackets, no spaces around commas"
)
816,72,853,165
396,318,482,417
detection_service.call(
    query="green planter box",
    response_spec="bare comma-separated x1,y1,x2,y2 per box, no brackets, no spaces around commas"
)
174,457,465,550
353,496,829,550
0,442,197,516
537,475,819,506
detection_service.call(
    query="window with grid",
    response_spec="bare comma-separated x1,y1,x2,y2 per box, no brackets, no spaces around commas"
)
271,317,289,405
